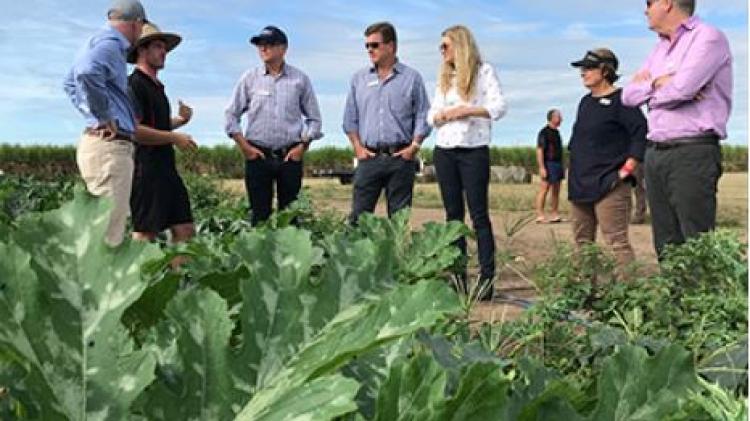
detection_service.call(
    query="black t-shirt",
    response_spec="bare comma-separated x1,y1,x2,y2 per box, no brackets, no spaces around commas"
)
537,126,563,163
128,68,174,165
568,89,647,203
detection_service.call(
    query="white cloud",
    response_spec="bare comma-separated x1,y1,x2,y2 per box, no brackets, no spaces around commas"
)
562,23,594,41
0,0,746,145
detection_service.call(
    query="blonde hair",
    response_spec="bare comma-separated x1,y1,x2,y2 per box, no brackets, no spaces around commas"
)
438,25,482,102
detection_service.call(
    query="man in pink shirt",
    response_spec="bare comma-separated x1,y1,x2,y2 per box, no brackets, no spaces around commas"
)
622,0,732,258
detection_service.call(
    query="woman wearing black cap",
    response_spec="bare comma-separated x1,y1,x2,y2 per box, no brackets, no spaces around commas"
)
568,48,647,279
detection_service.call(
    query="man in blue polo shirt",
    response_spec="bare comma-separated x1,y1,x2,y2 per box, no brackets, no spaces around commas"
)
63,0,147,246
343,21,431,224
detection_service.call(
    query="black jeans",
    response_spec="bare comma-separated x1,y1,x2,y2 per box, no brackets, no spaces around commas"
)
349,155,417,224
433,146,496,280
244,156,303,226
644,142,722,257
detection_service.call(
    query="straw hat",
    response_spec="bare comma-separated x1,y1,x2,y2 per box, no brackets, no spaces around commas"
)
127,22,181,64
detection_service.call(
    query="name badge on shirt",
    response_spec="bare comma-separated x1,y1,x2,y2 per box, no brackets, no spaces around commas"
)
367,80,379,87
599,98,612,106
254,90,271,96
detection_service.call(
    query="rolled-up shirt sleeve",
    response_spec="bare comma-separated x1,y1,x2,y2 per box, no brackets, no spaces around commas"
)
342,76,359,135
224,71,251,136
74,40,119,123
300,74,323,141
63,69,78,109
480,64,507,121
412,73,431,139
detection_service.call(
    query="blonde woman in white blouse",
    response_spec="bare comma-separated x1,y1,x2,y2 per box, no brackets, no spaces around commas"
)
427,25,507,301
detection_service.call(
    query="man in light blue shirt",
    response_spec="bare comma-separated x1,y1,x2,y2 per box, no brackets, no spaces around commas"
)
63,0,146,246
343,22,431,224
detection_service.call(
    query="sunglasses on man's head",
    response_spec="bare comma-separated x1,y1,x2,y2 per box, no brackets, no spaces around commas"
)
365,42,382,50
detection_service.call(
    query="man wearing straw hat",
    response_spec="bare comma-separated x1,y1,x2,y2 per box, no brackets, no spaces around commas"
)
127,22,198,244
63,0,147,246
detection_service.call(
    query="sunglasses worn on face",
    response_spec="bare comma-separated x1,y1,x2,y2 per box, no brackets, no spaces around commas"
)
365,42,381,50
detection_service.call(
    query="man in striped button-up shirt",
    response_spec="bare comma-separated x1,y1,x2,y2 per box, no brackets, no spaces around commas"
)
343,22,431,225
225,26,323,225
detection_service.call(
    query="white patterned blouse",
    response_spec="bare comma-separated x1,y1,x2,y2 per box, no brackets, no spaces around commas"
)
427,62,507,148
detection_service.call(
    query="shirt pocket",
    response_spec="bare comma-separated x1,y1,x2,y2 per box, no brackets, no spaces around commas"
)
249,89,273,115
387,88,413,118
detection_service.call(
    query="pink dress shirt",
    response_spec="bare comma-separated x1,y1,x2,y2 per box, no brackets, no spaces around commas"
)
622,16,732,142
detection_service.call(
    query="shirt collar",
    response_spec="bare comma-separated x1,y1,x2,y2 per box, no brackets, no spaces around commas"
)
681,15,700,31
368,58,403,74
105,25,132,52
263,62,287,77
134,67,164,88
659,15,700,42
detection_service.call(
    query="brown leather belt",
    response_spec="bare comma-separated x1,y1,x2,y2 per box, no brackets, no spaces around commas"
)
83,128,134,143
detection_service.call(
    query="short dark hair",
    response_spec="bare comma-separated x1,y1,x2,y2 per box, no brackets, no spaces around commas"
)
675,0,695,16
546,109,560,122
365,22,397,46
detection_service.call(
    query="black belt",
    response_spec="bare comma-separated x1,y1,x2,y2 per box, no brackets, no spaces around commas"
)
647,135,719,150
365,143,410,156
83,127,134,142
250,142,302,159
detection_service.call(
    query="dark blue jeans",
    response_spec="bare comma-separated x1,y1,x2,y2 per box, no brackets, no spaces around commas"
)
244,157,303,226
349,155,417,224
434,146,496,281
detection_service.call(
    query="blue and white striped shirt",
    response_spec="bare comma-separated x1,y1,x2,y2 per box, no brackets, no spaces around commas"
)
342,61,431,147
224,63,323,149
63,26,137,135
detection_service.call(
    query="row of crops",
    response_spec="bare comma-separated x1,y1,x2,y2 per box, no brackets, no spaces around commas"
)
1,144,747,179
0,174,747,420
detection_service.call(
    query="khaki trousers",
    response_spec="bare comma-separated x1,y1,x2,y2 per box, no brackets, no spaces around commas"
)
76,133,134,246
570,182,635,271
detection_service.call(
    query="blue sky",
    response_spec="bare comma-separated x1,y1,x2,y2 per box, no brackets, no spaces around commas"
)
2,0,747,147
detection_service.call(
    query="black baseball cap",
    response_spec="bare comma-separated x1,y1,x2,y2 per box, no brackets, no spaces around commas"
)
571,50,619,69
249,26,288,46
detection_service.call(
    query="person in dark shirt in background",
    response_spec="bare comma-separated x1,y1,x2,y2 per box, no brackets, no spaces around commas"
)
568,48,647,278
535,108,564,224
